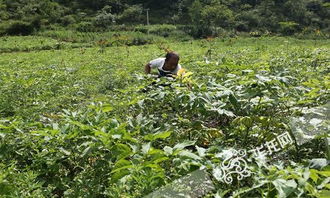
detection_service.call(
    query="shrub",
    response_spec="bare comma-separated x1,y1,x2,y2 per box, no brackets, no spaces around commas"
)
75,21,95,32
0,20,34,36
108,25,135,31
134,25,148,34
109,32,163,46
93,6,117,29
235,10,260,32
279,21,300,35
189,25,213,38
168,30,193,41
61,15,76,26
149,25,177,36
134,24,177,36
118,5,143,24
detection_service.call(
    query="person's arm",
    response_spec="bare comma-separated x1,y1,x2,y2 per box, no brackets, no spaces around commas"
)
145,63,151,74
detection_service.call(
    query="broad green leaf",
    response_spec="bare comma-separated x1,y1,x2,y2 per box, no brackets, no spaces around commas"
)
163,146,173,155
142,142,151,155
310,169,319,183
174,140,196,150
196,146,206,157
113,159,132,171
320,190,330,198
318,171,330,177
0,124,10,130
59,147,71,156
101,105,113,113
112,144,132,160
153,156,169,164
31,130,50,137
178,150,201,160
305,182,319,197
229,94,240,110
111,169,130,183
70,121,91,130
144,131,172,141
325,184,330,190
148,148,165,156
80,146,92,158
272,179,297,198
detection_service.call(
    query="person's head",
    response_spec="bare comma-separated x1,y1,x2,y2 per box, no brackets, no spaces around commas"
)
164,52,179,71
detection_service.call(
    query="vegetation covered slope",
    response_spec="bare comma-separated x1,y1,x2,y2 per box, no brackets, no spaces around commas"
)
1,0,330,37
0,37,329,197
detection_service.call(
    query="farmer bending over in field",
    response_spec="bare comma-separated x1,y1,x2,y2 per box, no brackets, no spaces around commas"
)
145,52,182,77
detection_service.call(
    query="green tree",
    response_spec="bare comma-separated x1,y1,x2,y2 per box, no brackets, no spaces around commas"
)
235,9,260,31
189,0,202,23
200,2,234,28
118,4,143,24
282,0,311,26
256,0,280,31
94,5,117,28
0,0,8,20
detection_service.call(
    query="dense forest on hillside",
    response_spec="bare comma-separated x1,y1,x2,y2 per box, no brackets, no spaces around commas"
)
1,0,330,37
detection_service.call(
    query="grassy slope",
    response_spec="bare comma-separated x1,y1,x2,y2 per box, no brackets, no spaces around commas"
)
0,37,329,119
0,36,329,197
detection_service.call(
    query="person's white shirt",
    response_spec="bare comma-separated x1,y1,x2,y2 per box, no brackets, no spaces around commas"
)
149,58,182,75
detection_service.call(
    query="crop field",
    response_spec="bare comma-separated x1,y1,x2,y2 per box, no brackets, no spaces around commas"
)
0,35,330,197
